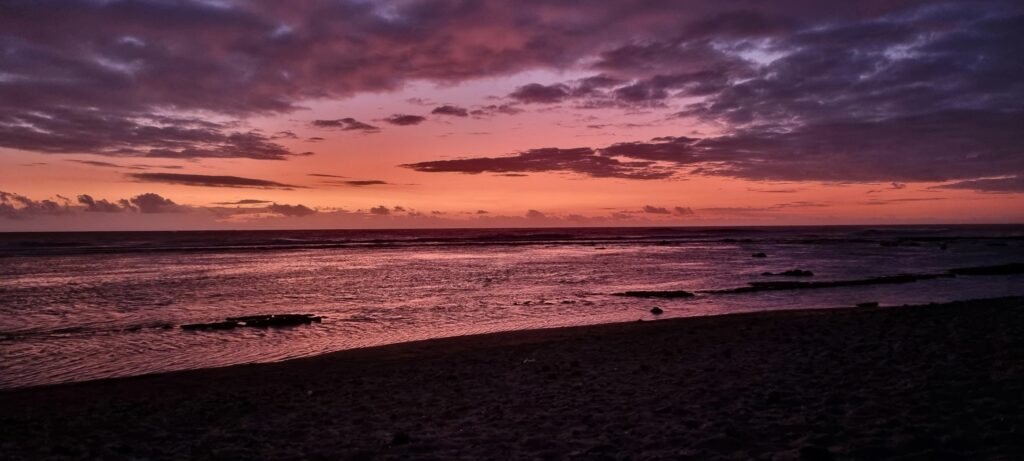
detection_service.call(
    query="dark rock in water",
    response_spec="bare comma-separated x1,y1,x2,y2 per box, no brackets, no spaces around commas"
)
948,263,1024,275
799,445,835,461
751,252,767,258
226,314,322,328
763,269,814,277
391,432,411,445
856,302,880,308
182,313,323,331
881,239,921,247
713,273,954,294
617,290,695,299
181,321,238,331
650,307,664,315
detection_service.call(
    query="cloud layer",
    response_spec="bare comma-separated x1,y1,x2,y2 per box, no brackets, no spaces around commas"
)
401,1,1024,188
1,0,1022,194
3,190,319,222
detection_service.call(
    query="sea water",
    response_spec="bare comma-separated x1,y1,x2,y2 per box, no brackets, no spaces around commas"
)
2,225,1022,388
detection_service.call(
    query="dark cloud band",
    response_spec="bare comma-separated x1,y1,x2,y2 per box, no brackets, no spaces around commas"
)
128,173,301,189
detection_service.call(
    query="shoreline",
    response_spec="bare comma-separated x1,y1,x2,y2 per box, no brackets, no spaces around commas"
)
0,297,1002,393
3,297,1022,459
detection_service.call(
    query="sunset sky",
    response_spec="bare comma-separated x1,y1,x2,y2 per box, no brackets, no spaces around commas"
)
1,0,1022,230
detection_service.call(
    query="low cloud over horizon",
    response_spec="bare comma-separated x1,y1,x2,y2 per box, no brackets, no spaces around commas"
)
2,190,314,220
2,189,767,231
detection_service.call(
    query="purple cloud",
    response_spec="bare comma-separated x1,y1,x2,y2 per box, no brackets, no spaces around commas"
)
266,203,317,217
343,180,389,186
0,0,1020,192
213,199,273,205
470,104,523,117
642,205,670,214
312,118,379,133
508,83,571,104
77,194,125,213
0,191,69,219
402,147,674,180
431,105,469,117
310,175,390,187
68,160,145,170
2,191,328,223
0,111,308,160
403,108,1024,187
125,193,184,214
932,176,1024,193
384,114,426,126
128,173,301,189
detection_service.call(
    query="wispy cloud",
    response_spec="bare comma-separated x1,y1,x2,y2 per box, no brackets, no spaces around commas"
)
128,173,301,189
311,118,380,133
383,114,426,126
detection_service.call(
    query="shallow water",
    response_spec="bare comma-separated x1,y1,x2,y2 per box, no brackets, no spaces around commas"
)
2,225,1023,388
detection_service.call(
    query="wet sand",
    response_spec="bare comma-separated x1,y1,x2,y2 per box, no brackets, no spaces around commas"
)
2,297,1022,460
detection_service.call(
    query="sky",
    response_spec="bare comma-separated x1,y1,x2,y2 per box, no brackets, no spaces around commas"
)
1,0,1022,231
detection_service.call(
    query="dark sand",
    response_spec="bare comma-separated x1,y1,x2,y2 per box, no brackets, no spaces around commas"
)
2,298,1022,460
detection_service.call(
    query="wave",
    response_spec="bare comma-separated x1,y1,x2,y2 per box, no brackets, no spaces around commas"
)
2,225,1021,257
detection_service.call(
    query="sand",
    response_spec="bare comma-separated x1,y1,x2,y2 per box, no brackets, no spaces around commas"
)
1,297,1022,460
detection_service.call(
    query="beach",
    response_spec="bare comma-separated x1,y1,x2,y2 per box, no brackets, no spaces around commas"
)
2,297,1022,460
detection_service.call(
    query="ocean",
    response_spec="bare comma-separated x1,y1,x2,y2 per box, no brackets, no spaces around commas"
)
1,225,1022,388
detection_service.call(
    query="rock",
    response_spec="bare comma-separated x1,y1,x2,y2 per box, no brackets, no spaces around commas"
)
181,321,238,331
751,252,768,258
762,269,814,277
226,314,322,327
391,432,411,445
882,239,922,247
617,290,695,299
181,313,323,331
713,273,954,294
856,302,879,308
948,263,1024,275
650,307,664,315
799,445,835,461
